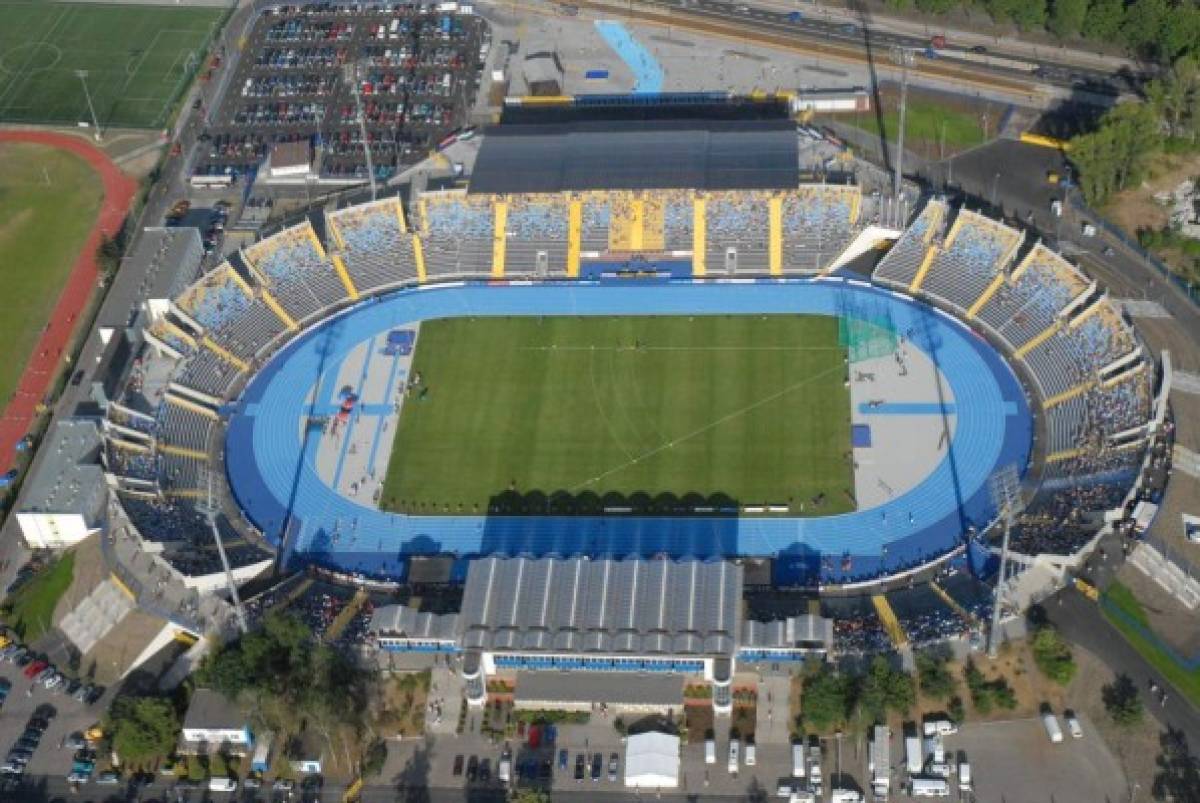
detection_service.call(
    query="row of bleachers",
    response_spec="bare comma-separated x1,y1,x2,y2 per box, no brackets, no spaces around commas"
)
661,190,693,251
1089,370,1153,436
160,451,205,492
780,186,857,273
873,200,946,287
504,195,570,276
176,263,252,334
938,572,992,623
328,197,416,292
117,493,205,543
920,211,1020,311
1074,301,1137,374
245,222,346,322
705,192,770,274
885,585,966,648
158,402,213,453
1045,394,1088,454
579,194,612,251
418,193,494,277
147,319,194,357
1010,469,1135,555
223,298,290,361
176,347,240,398
107,407,155,436
1022,331,1085,396
105,443,158,482
979,245,1086,347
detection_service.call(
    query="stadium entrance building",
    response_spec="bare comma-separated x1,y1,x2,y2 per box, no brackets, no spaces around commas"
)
370,556,838,712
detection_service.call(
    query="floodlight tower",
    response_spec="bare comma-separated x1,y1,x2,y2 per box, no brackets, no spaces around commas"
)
198,471,249,635
343,60,377,201
987,464,1025,658
889,48,914,204
75,70,102,141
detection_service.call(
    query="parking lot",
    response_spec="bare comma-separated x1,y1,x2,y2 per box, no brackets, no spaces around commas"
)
194,1,488,185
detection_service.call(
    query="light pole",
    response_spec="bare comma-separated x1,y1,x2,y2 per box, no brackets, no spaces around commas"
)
988,464,1024,658
890,47,914,202
75,70,101,141
344,60,377,201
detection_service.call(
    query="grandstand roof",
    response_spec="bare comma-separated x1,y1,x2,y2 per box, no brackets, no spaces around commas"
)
459,557,742,655
101,227,203,328
468,119,798,194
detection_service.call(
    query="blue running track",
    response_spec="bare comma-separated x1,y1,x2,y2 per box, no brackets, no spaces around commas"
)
224,279,1031,585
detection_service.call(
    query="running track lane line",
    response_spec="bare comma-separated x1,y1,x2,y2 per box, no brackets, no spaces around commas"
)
0,131,137,475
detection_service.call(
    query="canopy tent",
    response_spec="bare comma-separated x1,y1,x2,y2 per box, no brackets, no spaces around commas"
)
624,731,680,788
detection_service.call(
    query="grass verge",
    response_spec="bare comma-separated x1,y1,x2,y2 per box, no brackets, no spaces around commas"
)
2,551,75,641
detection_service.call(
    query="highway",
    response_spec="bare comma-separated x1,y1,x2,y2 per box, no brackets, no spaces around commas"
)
565,0,1140,101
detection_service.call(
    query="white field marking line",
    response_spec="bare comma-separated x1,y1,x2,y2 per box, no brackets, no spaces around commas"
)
587,343,639,465
609,343,669,445
0,5,71,112
570,362,845,492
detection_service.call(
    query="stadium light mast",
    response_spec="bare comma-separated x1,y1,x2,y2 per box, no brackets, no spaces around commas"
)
199,471,249,635
987,464,1024,658
344,61,377,202
74,70,102,142
889,48,914,208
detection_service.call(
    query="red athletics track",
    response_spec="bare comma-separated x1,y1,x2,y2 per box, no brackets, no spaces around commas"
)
0,131,138,476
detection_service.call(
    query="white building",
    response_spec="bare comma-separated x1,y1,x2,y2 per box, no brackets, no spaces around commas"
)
181,689,253,754
624,731,680,788
16,420,106,549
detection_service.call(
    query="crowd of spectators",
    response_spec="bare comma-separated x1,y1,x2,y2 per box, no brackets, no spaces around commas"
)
179,264,253,333
505,196,569,241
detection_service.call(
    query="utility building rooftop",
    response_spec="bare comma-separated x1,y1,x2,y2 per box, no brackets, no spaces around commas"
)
459,556,742,655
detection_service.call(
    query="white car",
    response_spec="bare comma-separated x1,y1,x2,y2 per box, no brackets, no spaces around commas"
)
1065,712,1084,738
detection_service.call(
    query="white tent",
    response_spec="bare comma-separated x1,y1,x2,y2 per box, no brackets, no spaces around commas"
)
624,731,681,788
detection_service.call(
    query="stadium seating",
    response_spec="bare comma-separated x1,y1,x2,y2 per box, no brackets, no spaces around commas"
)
147,319,195,357
327,198,419,292
176,263,253,335
106,443,159,483
503,194,570,276
919,211,1021,312
579,193,614,252
1073,300,1137,374
223,298,290,361
660,190,694,252
873,199,947,287
704,191,771,274
244,222,346,322
780,185,858,273
177,346,239,398
977,245,1089,348
158,402,213,453
417,192,494,277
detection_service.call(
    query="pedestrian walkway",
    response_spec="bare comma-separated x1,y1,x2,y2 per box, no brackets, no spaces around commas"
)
594,21,664,93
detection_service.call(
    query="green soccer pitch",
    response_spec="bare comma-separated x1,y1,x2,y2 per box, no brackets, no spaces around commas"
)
381,315,855,516
0,1,225,128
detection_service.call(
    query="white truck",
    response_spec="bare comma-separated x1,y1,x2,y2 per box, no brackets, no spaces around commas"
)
1043,712,1065,743
792,742,806,778
905,735,924,774
958,759,972,790
705,738,716,765
728,740,740,774
808,739,823,794
911,777,951,797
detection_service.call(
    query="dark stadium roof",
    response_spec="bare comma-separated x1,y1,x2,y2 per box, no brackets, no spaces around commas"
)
468,119,799,194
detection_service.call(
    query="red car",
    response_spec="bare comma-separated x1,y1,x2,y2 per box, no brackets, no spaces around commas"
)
23,660,46,679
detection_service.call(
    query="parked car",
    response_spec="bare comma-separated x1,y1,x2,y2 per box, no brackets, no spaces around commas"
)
466,755,478,782
23,660,47,679
557,749,568,770
574,753,585,782
608,752,619,782
1065,711,1084,738
96,771,121,785
452,755,464,776
590,753,602,782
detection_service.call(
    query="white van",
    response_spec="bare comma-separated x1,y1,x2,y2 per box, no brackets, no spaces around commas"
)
910,777,950,797
958,760,972,790
1043,712,1064,743
728,740,740,774
208,777,238,792
745,741,756,766
792,743,806,778
705,738,716,765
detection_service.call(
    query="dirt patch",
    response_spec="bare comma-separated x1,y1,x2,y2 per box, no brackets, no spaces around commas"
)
1102,150,1200,280
685,704,714,744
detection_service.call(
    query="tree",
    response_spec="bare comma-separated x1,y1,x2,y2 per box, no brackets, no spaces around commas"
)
916,651,957,701
1102,674,1144,726
512,791,551,803
801,668,854,732
107,694,179,765
1031,626,1077,685
915,0,959,12
858,656,916,722
1082,0,1125,41
1148,57,1200,138
1047,0,1087,38
1120,0,1171,61
96,233,123,279
948,695,966,724
1071,101,1163,204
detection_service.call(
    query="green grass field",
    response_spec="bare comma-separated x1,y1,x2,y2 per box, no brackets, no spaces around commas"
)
1101,580,1200,708
837,98,987,154
2,552,74,642
382,315,854,516
0,0,225,128
0,142,104,407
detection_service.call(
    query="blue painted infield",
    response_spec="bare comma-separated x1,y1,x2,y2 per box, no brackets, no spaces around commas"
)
224,280,1032,584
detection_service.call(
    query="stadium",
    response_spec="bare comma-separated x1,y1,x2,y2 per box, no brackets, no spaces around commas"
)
104,95,1160,594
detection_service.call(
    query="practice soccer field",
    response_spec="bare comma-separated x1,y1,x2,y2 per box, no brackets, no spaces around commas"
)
381,315,855,515
0,1,225,128
0,142,103,408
